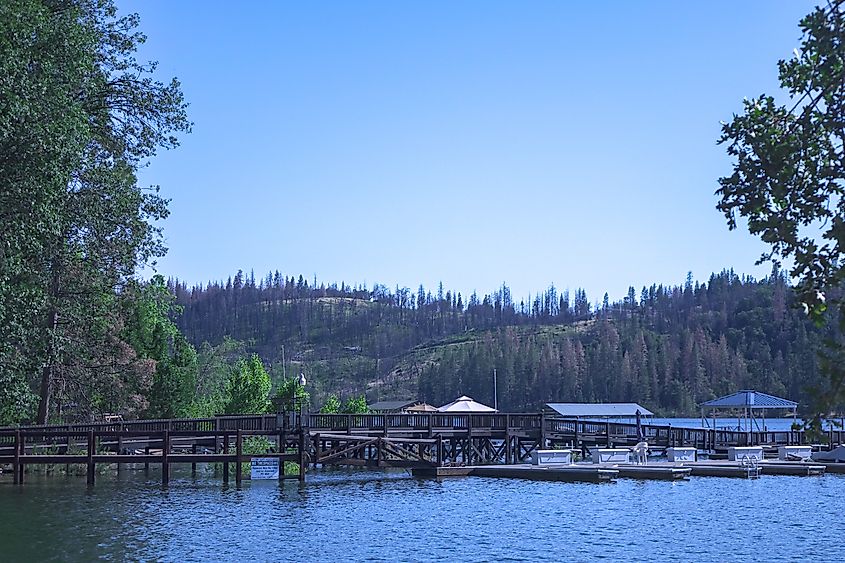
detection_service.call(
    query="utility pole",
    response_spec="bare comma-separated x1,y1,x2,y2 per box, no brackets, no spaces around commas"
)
493,368,498,411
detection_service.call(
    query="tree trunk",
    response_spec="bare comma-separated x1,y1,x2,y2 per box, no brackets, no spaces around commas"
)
37,269,61,424
36,307,59,424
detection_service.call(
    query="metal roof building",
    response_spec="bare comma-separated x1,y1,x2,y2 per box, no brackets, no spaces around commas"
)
699,390,798,431
367,400,421,413
700,390,797,409
545,403,654,418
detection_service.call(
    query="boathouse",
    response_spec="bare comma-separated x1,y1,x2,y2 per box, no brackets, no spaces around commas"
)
545,403,654,420
367,400,423,413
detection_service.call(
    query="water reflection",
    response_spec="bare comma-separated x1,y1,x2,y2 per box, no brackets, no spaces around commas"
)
0,467,842,562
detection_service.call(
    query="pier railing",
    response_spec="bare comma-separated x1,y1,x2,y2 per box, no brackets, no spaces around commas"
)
7,414,280,435
3,413,842,451
0,426,307,486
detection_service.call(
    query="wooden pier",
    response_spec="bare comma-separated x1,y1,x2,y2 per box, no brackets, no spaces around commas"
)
1,412,843,486
0,425,307,486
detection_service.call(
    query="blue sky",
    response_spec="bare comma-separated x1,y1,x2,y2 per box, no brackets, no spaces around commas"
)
128,1,816,303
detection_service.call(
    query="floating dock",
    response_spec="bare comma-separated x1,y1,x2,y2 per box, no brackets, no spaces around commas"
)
612,464,691,480
413,464,618,483
685,463,760,479
414,459,830,483
760,461,825,476
414,462,692,482
684,460,826,478
817,462,845,474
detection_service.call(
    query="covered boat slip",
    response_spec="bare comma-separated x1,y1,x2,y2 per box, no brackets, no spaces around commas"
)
545,402,654,419
700,390,798,432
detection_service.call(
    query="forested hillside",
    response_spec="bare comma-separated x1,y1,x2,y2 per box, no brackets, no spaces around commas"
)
172,268,825,415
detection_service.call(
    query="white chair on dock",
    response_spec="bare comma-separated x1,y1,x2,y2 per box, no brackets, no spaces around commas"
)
632,441,649,465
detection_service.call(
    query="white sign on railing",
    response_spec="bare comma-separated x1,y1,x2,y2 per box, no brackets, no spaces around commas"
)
250,457,279,480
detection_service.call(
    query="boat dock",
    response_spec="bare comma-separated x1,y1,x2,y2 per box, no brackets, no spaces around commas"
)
412,464,620,483
413,459,829,483
1,412,844,486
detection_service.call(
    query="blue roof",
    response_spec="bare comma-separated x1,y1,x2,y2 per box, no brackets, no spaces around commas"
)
700,390,797,409
546,403,654,417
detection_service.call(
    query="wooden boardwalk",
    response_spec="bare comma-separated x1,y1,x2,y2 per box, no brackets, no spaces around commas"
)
1,413,842,485
0,425,306,486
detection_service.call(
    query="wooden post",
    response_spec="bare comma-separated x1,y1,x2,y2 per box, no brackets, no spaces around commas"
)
162,430,170,486
144,446,150,474
222,433,230,483
277,430,285,481
540,412,547,449
116,429,123,474
65,435,71,475
312,433,320,468
346,414,352,435
87,430,95,486
606,421,611,448
376,437,383,467
463,415,471,466
436,435,443,466
12,430,21,485
191,444,198,478
427,414,433,439
235,430,243,485
505,434,512,465
574,419,581,453
298,428,306,482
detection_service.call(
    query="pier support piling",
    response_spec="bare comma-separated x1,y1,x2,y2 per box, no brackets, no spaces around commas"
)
222,433,229,483
162,430,170,486
86,430,95,486
298,429,306,482
192,444,198,478
235,430,243,485
12,430,21,485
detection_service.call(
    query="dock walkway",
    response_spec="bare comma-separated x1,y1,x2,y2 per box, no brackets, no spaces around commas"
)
2,413,843,486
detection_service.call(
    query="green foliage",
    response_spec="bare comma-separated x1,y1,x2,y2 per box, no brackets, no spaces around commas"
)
318,394,367,414
173,267,830,416
342,395,369,414
0,0,189,423
122,276,197,419
273,378,310,412
222,435,273,477
224,354,272,414
320,395,341,414
717,2,845,419
190,337,246,417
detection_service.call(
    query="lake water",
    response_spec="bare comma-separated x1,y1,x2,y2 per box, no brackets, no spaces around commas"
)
1,466,843,562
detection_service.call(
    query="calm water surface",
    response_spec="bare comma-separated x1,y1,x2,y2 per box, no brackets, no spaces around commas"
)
1,467,843,562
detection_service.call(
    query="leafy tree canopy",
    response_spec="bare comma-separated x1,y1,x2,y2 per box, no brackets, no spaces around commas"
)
224,354,272,414
717,1,845,420
0,0,189,423
319,395,341,414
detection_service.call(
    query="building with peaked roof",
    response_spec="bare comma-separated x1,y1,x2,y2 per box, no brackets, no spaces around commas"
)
437,395,496,413
405,403,438,412
700,390,798,431
367,400,421,413
545,403,654,419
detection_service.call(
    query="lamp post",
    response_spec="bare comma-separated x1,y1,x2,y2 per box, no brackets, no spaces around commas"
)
294,372,307,429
